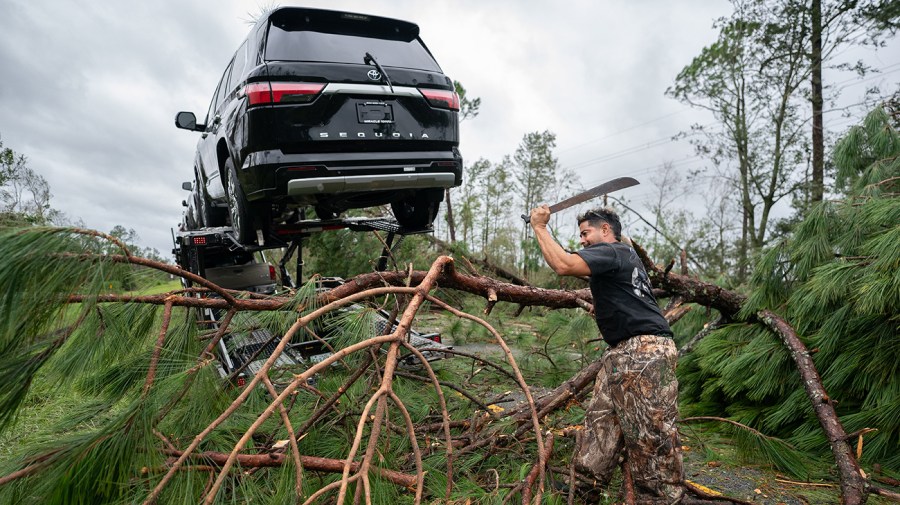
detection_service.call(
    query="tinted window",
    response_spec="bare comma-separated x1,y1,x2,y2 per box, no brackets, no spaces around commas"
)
253,22,267,65
265,24,441,72
227,42,248,93
216,62,233,111
205,79,222,126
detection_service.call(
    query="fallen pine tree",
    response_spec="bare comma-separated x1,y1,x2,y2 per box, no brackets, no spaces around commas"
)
0,226,895,504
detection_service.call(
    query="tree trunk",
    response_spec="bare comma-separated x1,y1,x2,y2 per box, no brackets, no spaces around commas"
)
758,310,867,505
444,189,457,242
424,234,531,286
811,0,825,203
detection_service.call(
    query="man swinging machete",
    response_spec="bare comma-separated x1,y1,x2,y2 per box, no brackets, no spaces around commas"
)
526,177,684,503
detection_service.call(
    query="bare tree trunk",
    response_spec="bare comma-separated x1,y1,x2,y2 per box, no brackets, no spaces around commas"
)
444,189,457,242
811,0,825,203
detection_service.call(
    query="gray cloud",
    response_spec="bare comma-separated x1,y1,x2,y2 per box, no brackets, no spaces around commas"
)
1,0,895,254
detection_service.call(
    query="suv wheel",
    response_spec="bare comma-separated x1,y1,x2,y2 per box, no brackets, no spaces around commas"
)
225,158,254,243
391,189,443,230
185,194,199,230
314,204,338,220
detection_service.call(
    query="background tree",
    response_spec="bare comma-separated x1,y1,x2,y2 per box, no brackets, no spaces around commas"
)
0,136,58,227
457,158,489,246
512,131,559,275
668,1,812,282
443,81,482,242
798,0,900,204
634,163,734,280
480,156,517,266
454,80,482,122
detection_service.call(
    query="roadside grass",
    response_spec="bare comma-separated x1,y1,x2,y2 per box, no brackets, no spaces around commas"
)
0,385,96,459
128,278,182,295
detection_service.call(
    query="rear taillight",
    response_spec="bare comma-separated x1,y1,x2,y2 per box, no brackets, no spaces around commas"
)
268,265,276,281
245,82,325,105
419,89,460,111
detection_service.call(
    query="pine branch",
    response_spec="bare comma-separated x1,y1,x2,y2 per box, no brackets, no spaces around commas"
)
159,449,416,487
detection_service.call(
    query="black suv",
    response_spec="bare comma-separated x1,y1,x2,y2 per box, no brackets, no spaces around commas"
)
175,7,462,243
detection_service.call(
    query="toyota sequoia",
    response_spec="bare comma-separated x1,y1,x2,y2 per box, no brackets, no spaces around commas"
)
175,7,462,243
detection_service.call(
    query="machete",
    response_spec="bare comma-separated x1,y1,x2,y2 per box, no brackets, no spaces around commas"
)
521,176,640,223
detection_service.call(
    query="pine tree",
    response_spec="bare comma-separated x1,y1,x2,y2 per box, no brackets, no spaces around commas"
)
679,105,900,470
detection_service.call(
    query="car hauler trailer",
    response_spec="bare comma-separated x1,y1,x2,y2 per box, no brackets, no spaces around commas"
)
171,217,449,387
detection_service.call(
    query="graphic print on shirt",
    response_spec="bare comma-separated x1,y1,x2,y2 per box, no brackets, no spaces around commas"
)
631,266,655,299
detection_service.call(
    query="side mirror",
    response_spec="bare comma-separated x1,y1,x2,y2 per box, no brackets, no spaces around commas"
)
182,200,188,207
182,181,193,191
175,111,201,131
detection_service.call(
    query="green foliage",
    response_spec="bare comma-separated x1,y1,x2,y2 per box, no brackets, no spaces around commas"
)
0,221,876,502
453,80,481,122
0,136,59,227
0,228,132,428
680,106,900,470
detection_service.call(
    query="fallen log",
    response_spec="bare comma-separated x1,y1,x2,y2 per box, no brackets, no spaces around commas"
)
758,310,867,505
324,260,592,310
424,234,531,286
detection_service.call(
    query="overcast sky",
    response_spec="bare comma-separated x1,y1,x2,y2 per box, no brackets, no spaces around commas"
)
1,0,897,255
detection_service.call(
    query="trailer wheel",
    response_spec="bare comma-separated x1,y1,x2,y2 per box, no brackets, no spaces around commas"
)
225,158,254,244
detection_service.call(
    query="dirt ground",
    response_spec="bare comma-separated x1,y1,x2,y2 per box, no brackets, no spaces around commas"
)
678,441,898,505
682,448,822,505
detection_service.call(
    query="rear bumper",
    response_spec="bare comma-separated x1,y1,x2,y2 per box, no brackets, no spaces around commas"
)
287,172,456,195
239,149,463,200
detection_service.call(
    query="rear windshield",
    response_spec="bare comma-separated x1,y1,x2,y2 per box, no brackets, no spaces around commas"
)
265,16,442,72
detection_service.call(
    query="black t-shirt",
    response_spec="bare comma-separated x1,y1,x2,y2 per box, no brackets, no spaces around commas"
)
576,242,672,346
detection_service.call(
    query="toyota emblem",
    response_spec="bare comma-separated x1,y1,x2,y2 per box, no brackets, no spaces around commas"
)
367,69,382,81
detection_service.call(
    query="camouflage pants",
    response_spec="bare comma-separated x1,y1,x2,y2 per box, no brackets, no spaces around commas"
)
575,335,684,502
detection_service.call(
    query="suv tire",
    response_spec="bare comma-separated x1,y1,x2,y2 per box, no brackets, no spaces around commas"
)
196,178,226,228
391,189,443,230
225,158,254,243
185,193,200,230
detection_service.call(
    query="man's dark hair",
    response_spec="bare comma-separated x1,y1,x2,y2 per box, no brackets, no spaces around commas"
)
577,207,622,241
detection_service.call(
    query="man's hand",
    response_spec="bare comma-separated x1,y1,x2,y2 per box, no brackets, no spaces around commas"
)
530,205,551,229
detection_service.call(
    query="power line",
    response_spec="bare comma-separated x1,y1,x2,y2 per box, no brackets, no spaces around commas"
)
560,126,710,173
557,109,692,154
832,64,900,89
579,155,705,188
563,136,675,171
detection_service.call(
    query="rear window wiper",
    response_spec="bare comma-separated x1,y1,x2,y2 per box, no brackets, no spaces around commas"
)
364,52,394,93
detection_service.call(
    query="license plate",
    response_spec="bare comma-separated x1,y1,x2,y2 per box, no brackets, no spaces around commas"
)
357,102,394,124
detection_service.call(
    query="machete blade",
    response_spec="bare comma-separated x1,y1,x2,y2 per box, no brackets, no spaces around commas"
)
522,176,640,223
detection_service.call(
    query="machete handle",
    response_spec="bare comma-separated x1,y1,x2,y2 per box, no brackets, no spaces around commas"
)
521,213,531,224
